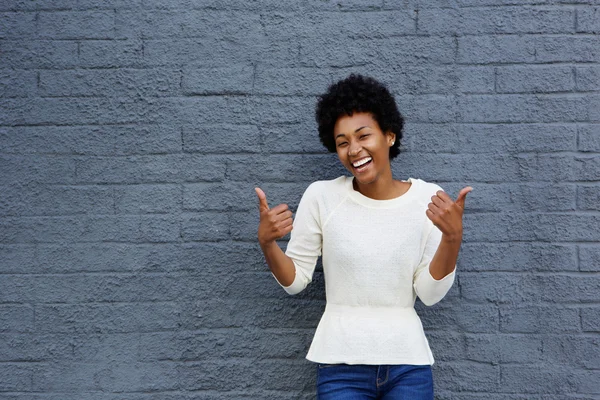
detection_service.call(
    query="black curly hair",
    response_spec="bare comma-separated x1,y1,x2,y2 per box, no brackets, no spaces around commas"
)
315,74,404,160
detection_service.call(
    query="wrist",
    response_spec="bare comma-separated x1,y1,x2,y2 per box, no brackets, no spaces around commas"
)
441,232,463,245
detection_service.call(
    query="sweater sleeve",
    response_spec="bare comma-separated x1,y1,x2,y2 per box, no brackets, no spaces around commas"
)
412,222,456,306
273,183,322,295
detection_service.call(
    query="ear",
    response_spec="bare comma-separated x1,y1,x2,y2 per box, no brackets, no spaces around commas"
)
386,131,396,146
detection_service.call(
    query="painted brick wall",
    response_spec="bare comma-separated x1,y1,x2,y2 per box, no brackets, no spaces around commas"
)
1,0,599,398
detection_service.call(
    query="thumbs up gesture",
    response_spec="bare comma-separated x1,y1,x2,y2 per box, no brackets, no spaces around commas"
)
255,187,294,246
426,187,473,242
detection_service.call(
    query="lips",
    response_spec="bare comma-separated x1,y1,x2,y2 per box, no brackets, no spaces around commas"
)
351,156,373,173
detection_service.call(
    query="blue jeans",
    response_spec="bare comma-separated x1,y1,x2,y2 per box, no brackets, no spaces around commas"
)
316,364,434,400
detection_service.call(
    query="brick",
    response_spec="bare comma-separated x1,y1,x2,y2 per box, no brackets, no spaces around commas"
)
261,124,327,155
0,125,180,156
496,65,574,93
0,155,76,185
75,155,226,184
254,67,333,96
582,307,600,331
500,365,579,394
301,37,455,68
0,364,33,391
395,153,520,184
419,303,499,333
459,272,540,304
461,7,574,34
32,361,179,392
500,305,580,333
535,35,600,63
405,123,577,153
457,95,590,123
0,70,37,98
261,11,415,41
534,213,600,242
517,154,575,182
0,274,185,304
116,10,263,40
35,302,180,333
460,243,578,272
577,124,600,152
181,212,229,241
576,66,600,91
458,35,536,64
137,328,313,361
143,38,299,68
578,185,600,210
182,124,260,154
226,154,346,183
0,215,180,244
0,184,114,216
182,66,254,95
577,7,600,33
39,11,114,39
40,69,181,97
76,0,142,9
79,39,144,68
575,370,600,394
444,183,575,213
434,362,499,392
179,297,324,329
0,243,182,274
0,333,139,362
0,305,34,332
0,12,37,38
115,184,180,214
575,155,600,181
0,40,78,69
395,95,456,123
542,335,600,369
464,333,542,363
579,245,600,272
534,275,600,303
178,359,313,391
1,97,172,126
183,183,253,212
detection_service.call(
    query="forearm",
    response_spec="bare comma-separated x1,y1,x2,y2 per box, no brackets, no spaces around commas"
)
260,241,296,286
429,234,462,280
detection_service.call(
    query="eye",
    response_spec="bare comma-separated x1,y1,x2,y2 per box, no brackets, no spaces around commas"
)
337,142,348,147
360,134,370,139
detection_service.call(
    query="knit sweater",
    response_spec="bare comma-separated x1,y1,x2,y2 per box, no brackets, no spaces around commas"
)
274,176,456,365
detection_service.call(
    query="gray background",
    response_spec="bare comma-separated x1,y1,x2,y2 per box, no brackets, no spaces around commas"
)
1,0,599,398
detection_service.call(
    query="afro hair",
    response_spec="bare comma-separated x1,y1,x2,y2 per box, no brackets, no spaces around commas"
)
315,74,404,160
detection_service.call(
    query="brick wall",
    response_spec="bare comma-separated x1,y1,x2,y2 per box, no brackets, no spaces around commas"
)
1,0,599,398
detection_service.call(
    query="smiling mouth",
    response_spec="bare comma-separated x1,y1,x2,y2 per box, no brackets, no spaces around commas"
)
352,157,372,172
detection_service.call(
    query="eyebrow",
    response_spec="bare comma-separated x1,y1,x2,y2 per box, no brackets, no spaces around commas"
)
335,126,369,140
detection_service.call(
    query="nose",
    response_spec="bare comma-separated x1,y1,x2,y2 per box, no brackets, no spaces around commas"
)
348,142,362,157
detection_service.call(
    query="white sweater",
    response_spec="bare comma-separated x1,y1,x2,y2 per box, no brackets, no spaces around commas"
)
275,176,456,365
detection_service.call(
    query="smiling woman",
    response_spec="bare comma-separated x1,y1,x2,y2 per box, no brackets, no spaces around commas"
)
255,74,472,400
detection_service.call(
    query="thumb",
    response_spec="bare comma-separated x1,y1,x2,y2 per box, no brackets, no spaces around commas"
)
455,186,473,209
255,187,270,212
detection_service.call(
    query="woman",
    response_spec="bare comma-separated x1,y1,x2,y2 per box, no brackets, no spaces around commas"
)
255,74,471,399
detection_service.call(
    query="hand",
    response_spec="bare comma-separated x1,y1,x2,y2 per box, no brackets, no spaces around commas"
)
255,187,294,246
426,186,472,242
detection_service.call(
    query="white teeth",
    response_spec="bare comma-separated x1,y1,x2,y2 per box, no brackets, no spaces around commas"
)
352,157,372,168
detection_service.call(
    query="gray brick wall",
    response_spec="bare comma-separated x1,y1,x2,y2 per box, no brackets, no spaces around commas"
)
0,0,599,398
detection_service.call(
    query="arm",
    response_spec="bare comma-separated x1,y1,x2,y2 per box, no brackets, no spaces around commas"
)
414,185,472,306
256,184,322,295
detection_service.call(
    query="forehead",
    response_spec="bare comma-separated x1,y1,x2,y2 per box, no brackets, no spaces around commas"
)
333,112,381,135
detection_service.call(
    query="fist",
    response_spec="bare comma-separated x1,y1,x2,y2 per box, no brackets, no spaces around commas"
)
426,186,472,241
255,187,294,246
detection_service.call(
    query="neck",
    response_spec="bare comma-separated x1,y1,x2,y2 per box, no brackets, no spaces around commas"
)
353,169,397,200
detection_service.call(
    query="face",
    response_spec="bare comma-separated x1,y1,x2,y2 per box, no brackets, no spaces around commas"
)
333,112,395,186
